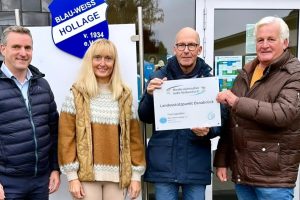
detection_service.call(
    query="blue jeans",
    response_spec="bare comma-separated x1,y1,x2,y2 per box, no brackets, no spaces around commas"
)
154,182,206,200
235,184,294,200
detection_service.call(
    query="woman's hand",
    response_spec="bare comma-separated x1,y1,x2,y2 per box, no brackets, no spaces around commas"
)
69,179,85,199
127,180,141,199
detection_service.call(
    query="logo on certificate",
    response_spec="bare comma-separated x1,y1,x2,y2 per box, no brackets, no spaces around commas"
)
166,85,206,96
207,112,216,120
159,117,167,124
49,0,109,58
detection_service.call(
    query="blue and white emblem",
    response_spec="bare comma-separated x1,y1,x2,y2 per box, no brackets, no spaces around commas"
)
49,0,109,58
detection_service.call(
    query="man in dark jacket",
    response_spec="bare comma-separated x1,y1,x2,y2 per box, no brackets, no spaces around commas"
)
214,16,300,200
138,27,221,200
0,26,60,199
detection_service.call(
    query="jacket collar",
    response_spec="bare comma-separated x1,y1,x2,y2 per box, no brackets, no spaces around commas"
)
166,56,212,79
244,49,299,75
0,61,44,79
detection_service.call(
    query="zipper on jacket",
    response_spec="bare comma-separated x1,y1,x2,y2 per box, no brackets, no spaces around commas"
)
27,82,38,176
29,105,38,176
11,79,38,176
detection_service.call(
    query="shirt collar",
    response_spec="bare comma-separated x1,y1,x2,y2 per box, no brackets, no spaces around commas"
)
1,62,32,81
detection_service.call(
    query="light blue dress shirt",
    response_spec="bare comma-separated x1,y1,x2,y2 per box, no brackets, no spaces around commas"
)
1,63,32,108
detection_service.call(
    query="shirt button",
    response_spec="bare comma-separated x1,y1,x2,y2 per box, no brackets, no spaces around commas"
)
237,178,241,182
235,124,238,127
262,148,266,152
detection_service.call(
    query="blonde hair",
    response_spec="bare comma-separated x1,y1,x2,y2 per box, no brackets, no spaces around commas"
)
74,39,126,99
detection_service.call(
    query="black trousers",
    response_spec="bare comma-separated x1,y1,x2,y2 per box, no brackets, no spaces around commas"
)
0,173,49,200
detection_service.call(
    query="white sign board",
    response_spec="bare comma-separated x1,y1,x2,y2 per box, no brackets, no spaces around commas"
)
28,24,138,200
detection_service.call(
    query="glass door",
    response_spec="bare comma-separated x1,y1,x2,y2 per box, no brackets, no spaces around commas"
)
196,1,300,200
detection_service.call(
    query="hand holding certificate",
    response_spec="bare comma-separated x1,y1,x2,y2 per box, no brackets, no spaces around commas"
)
153,77,221,131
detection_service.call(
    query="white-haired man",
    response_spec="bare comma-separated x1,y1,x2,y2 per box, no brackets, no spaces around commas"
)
214,16,300,200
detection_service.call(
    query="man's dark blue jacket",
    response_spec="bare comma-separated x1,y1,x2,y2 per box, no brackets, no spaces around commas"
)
0,61,59,177
138,56,224,184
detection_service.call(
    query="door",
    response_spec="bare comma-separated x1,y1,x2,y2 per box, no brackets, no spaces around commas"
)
196,1,300,200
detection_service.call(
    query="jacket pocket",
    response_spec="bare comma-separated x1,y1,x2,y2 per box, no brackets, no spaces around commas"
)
147,138,173,172
246,140,280,176
186,139,211,173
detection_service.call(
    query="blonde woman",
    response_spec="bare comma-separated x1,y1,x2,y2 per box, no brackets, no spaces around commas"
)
58,39,146,200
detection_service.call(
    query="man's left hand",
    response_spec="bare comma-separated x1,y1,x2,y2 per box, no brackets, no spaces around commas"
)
49,170,60,194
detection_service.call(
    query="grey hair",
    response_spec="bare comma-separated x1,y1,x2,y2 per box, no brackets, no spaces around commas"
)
254,16,289,43
1,26,32,45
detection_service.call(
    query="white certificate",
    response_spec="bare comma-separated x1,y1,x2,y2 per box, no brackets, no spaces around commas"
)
153,77,221,131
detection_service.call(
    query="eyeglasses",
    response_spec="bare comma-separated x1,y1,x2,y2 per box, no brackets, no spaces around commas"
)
175,43,199,51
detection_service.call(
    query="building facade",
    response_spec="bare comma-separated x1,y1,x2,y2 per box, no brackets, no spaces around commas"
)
0,0,299,199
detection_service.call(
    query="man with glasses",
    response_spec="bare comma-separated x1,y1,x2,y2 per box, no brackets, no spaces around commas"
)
138,27,221,200
214,16,300,200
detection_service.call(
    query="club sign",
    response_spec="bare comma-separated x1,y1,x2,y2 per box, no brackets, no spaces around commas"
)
49,0,109,58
